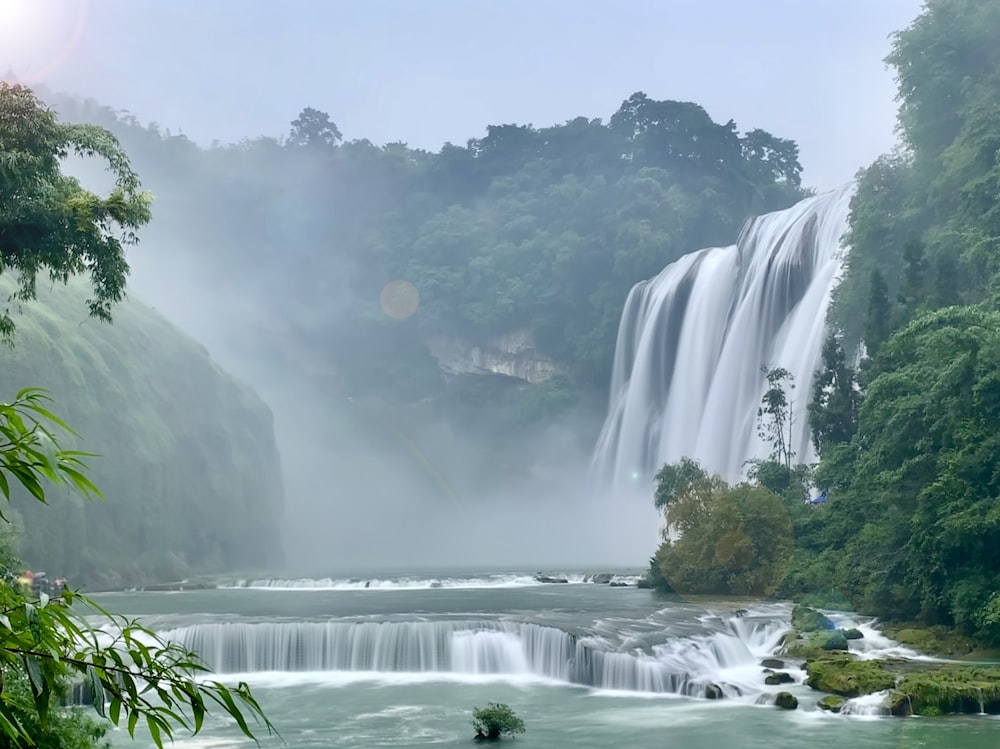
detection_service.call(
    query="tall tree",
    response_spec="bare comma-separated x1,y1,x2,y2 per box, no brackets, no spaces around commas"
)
757,366,795,469
288,106,342,148
0,83,151,338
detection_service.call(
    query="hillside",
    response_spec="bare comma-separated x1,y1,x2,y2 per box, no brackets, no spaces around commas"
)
1,278,284,588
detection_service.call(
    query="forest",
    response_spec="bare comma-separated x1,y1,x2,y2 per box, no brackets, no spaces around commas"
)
648,0,1000,647
47,88,806,436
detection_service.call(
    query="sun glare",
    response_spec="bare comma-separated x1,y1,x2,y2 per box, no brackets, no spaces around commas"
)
0,0,30,26
0,0,87,83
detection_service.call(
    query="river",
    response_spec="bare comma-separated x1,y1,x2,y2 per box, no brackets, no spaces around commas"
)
93,570,998,748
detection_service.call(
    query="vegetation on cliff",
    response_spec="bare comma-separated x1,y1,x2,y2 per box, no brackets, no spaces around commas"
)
1,81,272,749
1,278,284,588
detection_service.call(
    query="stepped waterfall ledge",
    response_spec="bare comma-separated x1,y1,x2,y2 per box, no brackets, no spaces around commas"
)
162,611,788,697
592,185,855,491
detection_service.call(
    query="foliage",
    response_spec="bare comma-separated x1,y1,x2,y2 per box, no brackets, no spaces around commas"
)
0,670,110,749
648,460,793,597
0,84,152,339
0,85,275,747
44,89,807,420
0,276,284,588
756,367,795,469
807,333,860,456
790,0,1000,645
0,388,275,747
472,703,525,740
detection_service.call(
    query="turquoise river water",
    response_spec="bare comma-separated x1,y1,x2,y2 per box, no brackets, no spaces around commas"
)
90,570,998,749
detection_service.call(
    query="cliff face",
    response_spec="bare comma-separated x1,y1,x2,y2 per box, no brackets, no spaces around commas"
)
0,279,284,588
427,330,564,384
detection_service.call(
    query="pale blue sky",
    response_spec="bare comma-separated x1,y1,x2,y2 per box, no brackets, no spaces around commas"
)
4,0,923,190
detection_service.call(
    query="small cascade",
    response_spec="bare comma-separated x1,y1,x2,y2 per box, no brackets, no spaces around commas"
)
164,613,786,696
840,691,893,717
592,185,855,491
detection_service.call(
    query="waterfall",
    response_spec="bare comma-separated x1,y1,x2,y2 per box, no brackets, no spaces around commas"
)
592,185,854,491
163,614,787,696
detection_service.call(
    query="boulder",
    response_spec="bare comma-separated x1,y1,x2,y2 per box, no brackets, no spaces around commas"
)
588,573,613,584
818,695,847,713
844,628,864,640
704,683,724,700
774,692,798,710
534,575,569,584
765,672,795,685
761,658,785,669
791,606,835,632
609,581,629,587
804,654,896,697
819,630,850,651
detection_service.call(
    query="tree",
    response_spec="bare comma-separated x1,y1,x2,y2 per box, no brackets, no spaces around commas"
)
287,107,342,148
757,366,795,469
0,389,274,747
472,703,525,741
0,85,273,747
0,83,152,339
647,460,794,597
808,333,860,455
863,269,892,357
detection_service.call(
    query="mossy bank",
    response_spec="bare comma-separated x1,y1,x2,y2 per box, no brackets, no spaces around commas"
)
784,607,1000,716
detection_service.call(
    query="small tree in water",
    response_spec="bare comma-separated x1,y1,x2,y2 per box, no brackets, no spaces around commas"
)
472,703,525,741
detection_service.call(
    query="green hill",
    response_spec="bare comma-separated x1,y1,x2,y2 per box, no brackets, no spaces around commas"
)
1,278,284,588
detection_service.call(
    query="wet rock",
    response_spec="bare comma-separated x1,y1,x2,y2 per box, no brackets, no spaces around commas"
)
791,606,835,632
804,654,896,697
534,575,569,584
844,628,864,640
819,630,849,651
818,695,846,713
588,573,613,584
761,658,785,669
705,683,724,700
636,578,652,589
774,692,798,710
765,672,795,685
609,581,629,587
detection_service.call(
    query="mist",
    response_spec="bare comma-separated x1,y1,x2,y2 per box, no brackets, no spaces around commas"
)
7,0,922,576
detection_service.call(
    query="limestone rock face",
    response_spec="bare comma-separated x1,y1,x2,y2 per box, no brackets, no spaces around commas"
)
427,330,562,384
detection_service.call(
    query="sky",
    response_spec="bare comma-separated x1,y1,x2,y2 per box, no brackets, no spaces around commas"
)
2,0,924,192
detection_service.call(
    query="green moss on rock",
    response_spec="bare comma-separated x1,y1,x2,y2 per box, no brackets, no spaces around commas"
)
774,692,798,710
791,606,835,632
804,654,897,697
817,694,847,713
886,626,980,658
894,666,1000,715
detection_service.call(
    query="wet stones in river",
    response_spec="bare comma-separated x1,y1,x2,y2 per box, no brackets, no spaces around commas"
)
774,692,798,710
764,672,795,685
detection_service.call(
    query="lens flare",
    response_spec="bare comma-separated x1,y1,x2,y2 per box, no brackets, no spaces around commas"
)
380,280,420,320
0,0,88,84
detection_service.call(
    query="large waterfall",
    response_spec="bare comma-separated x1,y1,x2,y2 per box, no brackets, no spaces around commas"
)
163,613,787,696
592,185,854,491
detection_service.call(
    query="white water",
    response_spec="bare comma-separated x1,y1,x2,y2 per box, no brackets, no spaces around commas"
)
221,573,641,591
163,611,788,698
592,186,855,489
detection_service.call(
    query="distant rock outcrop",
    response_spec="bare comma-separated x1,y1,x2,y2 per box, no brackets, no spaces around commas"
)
427,330,563,384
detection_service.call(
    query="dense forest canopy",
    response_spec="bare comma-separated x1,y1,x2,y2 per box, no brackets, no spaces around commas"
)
50,90,806,400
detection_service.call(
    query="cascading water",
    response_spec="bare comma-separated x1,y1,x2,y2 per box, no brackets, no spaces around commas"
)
592,185,855,491
163,613,787,697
